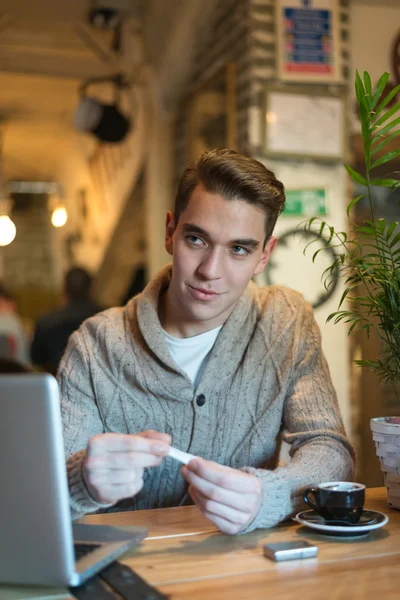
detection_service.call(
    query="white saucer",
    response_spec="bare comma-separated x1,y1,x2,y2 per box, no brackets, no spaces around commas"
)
293,509,389,537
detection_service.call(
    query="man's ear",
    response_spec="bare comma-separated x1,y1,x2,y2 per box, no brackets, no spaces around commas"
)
253,236,277,276
165,211,176,256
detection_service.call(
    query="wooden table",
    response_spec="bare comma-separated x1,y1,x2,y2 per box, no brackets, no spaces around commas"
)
1,488,399,600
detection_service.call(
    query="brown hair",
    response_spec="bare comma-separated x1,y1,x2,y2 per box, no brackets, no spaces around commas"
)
174,149,285,243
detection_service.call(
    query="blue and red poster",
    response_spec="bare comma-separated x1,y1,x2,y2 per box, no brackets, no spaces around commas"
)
278,0,339,82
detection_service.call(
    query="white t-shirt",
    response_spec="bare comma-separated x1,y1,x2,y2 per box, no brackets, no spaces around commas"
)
163,326,222,388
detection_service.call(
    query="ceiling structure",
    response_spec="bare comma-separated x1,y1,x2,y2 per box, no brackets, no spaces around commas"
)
0,0,146,181
0,0,396,183
0,74,81,181
0,0,147,79
0,0,219,182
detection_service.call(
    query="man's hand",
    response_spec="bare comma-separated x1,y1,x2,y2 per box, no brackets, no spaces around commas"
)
181,458,262,535
83,430,171,505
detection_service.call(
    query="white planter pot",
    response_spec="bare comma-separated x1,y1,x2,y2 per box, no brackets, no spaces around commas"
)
371,417,400,509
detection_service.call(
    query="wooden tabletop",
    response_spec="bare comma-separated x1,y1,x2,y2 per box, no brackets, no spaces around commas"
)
1,487,398,600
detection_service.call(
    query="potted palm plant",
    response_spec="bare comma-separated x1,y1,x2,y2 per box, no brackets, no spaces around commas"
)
306,70,400,508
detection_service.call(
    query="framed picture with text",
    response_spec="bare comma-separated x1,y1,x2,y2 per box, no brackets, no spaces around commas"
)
262,87,346,161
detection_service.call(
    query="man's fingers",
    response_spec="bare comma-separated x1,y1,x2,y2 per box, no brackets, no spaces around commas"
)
83,432,171,505
86,451,164,470
189,487,253,527
87,467,144,486
96,479,144,503
202,512,246,535
87,433,170,456
182,466,258,513
193,501,246,535
140,430,172,444
186,458,260,494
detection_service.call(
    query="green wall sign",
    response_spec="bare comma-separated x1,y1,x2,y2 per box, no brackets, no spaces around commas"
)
283,189,327,217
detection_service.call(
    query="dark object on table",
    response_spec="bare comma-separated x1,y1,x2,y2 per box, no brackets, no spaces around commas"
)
100,562,168,599
70,575,116,599
70,561,168,600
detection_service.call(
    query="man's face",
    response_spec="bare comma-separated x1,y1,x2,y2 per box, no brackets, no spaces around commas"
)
164,185,277,335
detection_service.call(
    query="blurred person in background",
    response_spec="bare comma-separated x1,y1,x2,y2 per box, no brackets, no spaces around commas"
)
0,282,29,366
31,267,101,375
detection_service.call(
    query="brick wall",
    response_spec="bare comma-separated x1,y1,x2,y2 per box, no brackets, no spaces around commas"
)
0,193,60,323
175,0,351,176
175,0,250,178
2,194,55,290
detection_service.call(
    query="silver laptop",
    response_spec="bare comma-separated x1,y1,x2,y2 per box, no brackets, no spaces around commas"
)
0,373,147,587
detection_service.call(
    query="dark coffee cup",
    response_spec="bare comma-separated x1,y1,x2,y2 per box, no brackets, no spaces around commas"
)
303,481,365,524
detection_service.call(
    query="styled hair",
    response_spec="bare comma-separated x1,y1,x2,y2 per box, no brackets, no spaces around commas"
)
174,149,285,243
64,267,93,302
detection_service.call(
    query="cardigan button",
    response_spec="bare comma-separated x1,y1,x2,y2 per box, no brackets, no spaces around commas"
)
196,394,206,407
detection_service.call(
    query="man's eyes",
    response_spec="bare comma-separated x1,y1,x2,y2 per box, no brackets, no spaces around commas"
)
185,236,250,256
231,245,250,256
186,235,203,245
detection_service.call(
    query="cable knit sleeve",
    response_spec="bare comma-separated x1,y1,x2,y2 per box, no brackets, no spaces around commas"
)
241,303,355,533
58,328,113,520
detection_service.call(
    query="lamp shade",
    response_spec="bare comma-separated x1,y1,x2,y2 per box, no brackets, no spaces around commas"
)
73,96,131,143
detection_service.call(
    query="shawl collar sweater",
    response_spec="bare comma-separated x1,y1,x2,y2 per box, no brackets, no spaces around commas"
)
59,264,354,530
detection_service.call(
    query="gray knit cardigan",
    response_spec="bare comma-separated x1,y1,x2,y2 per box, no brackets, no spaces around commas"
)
58,264,355,531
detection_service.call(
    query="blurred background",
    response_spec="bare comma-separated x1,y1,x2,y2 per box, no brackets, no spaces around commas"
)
0,0,399,485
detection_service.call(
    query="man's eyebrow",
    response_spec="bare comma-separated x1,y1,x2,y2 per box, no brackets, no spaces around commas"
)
182,223,209,236
231,238,260,248
182,224,261,248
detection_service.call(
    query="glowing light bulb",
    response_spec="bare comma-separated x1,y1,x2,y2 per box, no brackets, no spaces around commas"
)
51,206,68,227
0,215,16,246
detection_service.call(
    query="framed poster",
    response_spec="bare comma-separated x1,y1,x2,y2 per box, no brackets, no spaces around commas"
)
186,62,236,162
263,88,346,161
276,0,341,83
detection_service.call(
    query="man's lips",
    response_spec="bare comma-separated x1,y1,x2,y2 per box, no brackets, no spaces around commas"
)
187,285,222,301
190,286,220,295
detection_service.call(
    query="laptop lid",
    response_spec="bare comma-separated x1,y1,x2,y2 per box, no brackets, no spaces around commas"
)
0,374,76,586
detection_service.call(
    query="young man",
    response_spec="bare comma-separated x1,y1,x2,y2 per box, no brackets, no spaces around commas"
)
59,149,354,534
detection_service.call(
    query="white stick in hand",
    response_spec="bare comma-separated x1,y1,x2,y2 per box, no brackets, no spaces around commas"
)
168,446,196,465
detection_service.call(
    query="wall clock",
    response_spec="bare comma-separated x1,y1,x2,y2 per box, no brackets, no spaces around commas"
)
264,228,340,309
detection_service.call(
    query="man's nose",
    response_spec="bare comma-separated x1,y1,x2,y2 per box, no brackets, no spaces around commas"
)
197,249,223,280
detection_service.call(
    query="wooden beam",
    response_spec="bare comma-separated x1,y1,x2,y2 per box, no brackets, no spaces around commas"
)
73,23,121,70
0,52,114,80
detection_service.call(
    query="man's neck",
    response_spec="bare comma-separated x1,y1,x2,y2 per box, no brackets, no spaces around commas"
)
159,289,224,339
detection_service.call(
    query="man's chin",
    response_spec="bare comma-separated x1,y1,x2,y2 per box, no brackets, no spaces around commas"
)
185,301,230,325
